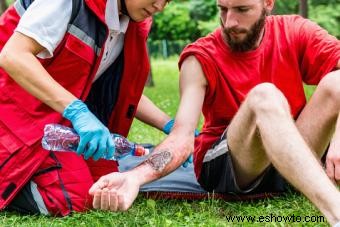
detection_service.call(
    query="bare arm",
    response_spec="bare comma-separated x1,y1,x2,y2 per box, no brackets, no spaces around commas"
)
0,32,77,113
133,56,207,181
89,56,208,211
135,94,172,131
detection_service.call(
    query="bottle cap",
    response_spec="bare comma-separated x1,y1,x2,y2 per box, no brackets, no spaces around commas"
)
134,146,149,156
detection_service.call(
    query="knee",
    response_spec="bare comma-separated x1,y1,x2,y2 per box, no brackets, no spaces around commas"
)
247,83,290,116
318,72,340,108
68,181,93,213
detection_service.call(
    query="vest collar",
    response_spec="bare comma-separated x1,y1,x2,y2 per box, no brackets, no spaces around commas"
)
85,0,107,23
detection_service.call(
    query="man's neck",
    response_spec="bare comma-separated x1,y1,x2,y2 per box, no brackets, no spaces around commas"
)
254,28,265,49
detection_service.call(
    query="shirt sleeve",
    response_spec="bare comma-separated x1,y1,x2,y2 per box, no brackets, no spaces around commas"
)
15,0,72,58
295,17,340,84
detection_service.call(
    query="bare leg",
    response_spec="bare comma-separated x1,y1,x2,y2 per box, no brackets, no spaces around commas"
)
296,75,340,158
227,83,340,224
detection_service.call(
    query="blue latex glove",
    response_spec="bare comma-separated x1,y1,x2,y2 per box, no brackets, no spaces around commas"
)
63,99,115,161
162,119,199,168
163,119,199,136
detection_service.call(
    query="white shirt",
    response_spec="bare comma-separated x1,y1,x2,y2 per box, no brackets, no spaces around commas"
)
15,0,129,81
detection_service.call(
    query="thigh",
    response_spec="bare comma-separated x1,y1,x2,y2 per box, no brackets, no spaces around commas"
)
296,84,339,158
227,101,270,188
198,130,288,194
31,148,94,216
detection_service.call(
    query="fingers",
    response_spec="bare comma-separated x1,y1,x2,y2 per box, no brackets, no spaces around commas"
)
93,137,107,161
92,189,124,212
89,177,109,195
84,139,98,159
82,132,114,161
92,190,102,209
326,158,335,183
118,193,129,211
188,154,193,163
106,137,115,160
335,163,340,183
77,137,88,155
100,188,109,210
109,190,118,211
182,154,193,168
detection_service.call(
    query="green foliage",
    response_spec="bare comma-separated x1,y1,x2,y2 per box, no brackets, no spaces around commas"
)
150,1,199,41
273,0,299,15
189,0,217,21
151,0,340,41
309,3,340,38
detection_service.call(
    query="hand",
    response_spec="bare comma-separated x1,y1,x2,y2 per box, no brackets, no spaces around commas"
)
182,154,193,168
326,137,340,184
162,119,198,168
89,172,140,211
63,99,115,160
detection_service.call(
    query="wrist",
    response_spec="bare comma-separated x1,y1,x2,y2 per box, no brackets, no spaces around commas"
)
162,119,174,135
63,99,88,122
125,169,145,186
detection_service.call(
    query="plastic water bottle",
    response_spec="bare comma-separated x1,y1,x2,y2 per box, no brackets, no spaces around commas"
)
41,124,149,160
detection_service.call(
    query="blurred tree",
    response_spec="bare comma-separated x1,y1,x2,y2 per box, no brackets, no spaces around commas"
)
150,1,199,41
189,0,217,21
0,0,8,14
299,0,308,18
309,2,340,38
273,1,299,15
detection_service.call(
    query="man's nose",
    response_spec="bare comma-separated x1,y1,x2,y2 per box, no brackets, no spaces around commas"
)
223,11,239,29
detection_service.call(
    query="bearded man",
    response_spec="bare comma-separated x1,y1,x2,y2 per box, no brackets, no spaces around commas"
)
90,0,340,225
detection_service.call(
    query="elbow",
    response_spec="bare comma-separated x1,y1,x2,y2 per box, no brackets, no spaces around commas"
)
0,48,16,71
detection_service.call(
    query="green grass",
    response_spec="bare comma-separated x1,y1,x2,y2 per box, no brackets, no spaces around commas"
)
0,58,326,226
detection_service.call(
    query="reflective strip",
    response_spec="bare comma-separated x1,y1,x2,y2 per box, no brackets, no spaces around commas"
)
30,181,49,215
203,139,229,163
68,24,101,56
13,0,26,17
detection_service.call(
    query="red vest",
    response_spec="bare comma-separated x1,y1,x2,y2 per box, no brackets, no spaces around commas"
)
0,0,151,208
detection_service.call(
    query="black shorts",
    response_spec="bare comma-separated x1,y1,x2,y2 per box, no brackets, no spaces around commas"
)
198,130,288,194
6,182,42,215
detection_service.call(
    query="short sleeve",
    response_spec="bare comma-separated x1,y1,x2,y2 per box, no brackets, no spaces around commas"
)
295,17,340,84
15,0,72,58
179,43,218,104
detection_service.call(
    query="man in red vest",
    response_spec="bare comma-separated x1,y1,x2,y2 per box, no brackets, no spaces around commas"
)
0,0,172,216
91,0,340,225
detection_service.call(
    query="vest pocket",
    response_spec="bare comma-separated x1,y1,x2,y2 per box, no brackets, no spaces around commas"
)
0,121,24,169
64,33,96,65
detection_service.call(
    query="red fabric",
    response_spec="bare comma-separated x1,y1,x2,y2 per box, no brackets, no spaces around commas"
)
33,147,94,216
0,122,48,209
85,159,119,182
0,1,151,211
108,18,152,136
179,15,340,179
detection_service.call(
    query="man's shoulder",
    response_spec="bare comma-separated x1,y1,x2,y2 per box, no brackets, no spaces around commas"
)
179,28,221,68
267,14,307,26
265,14,317,40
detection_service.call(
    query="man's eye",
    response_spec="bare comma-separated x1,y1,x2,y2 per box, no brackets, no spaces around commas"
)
237,7,249,12
219,7,228,13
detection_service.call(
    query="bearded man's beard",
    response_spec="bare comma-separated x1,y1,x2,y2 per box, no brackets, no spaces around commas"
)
221,9,267,52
